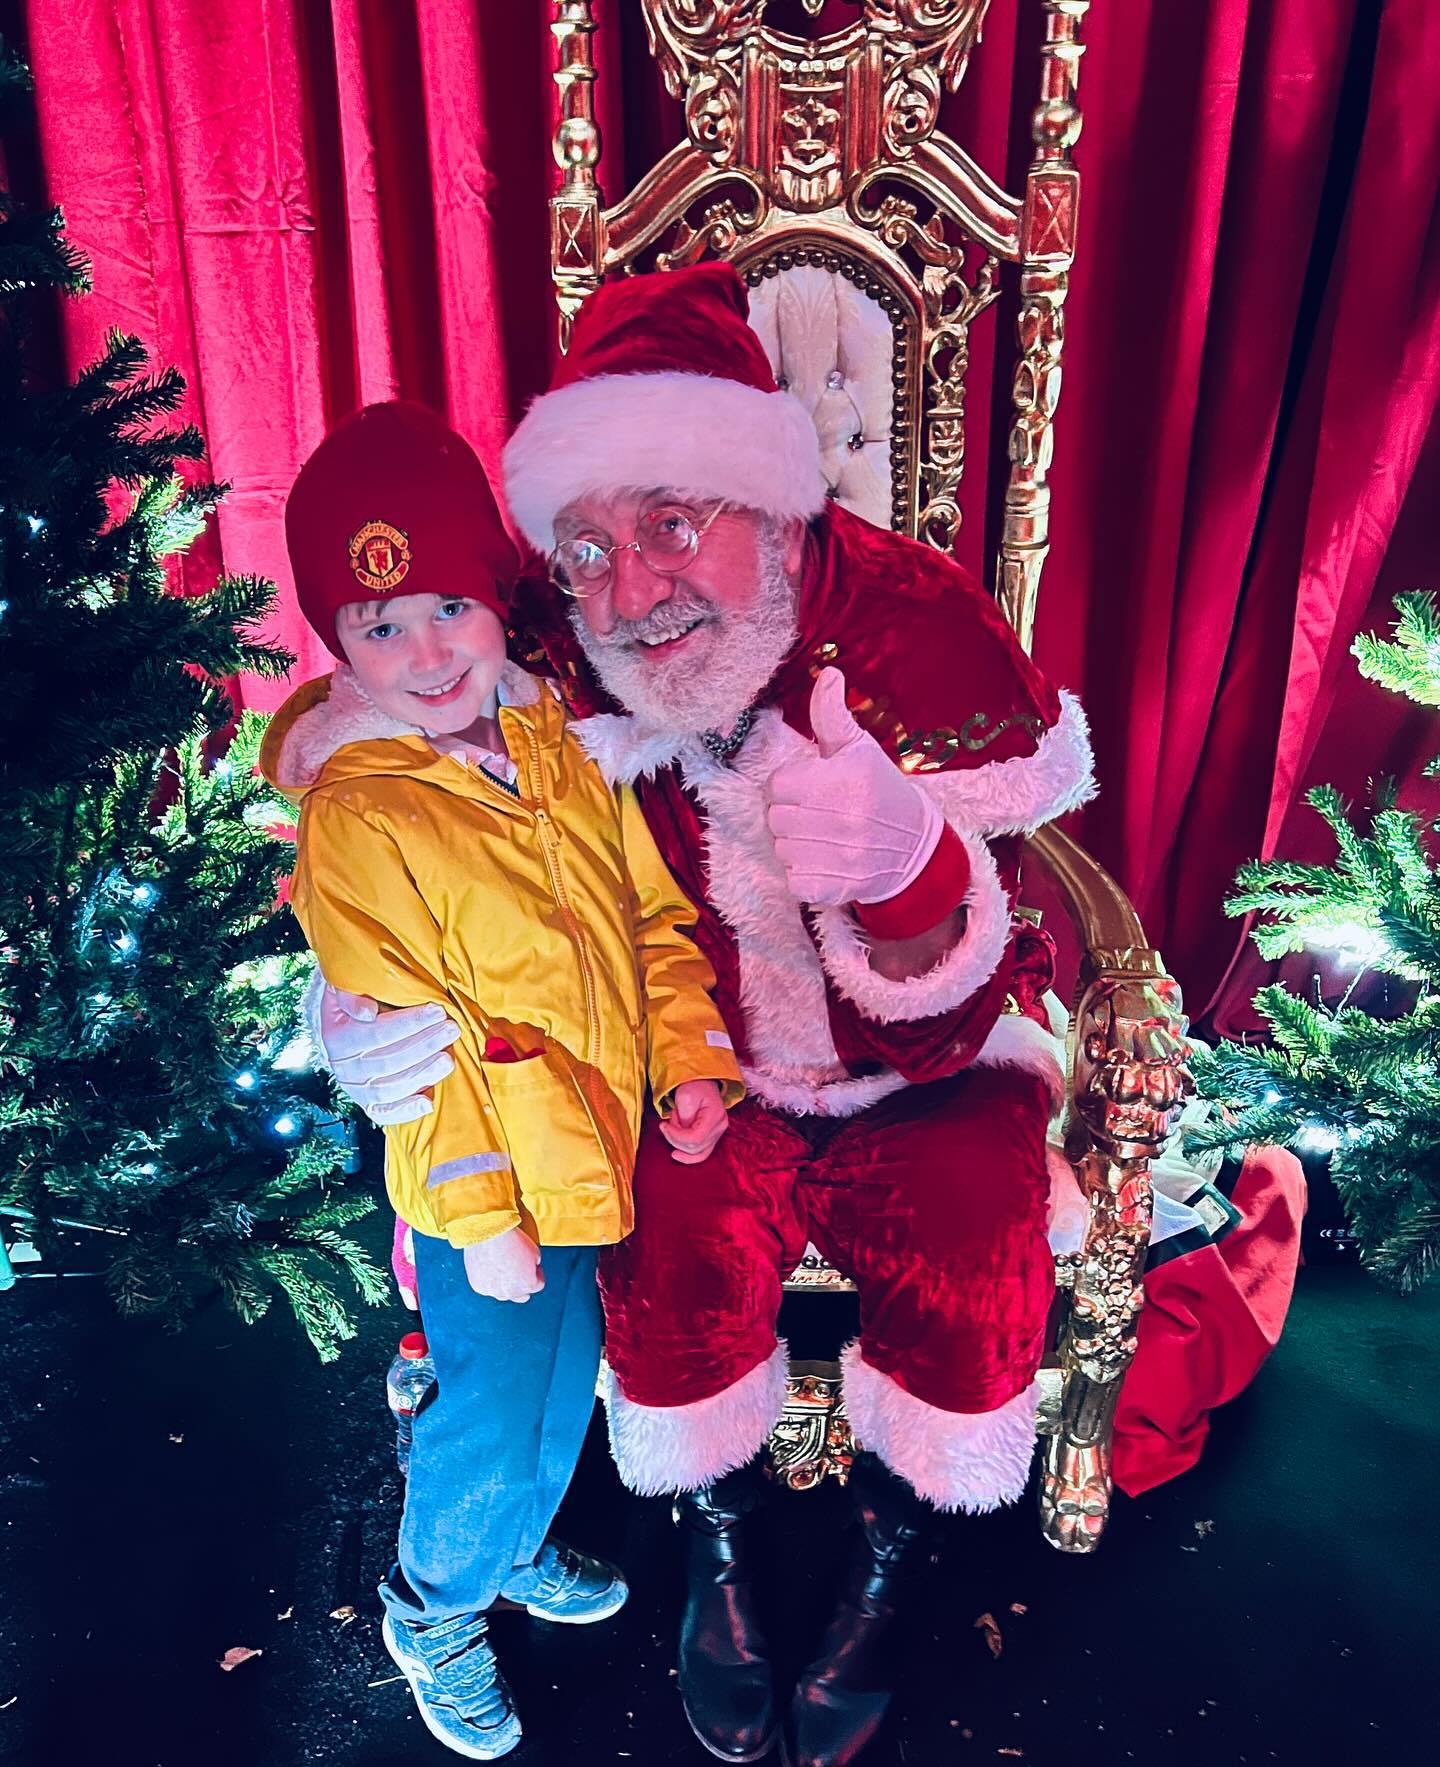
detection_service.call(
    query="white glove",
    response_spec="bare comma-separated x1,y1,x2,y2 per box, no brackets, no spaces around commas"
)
315,982,460,1126
765,668,943,907
462,1228,544,1303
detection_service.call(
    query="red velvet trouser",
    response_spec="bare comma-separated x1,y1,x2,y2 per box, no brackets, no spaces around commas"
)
597,1065,1054,1511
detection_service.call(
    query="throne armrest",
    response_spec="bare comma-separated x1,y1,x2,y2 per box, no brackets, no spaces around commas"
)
1022,823,1192,1551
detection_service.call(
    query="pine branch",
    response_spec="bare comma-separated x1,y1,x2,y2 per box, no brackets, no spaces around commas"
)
294,1194,376,1235
1365,1202,1440,1296
253,1249,360,1364
1352,591,1440,709
0,206,91,298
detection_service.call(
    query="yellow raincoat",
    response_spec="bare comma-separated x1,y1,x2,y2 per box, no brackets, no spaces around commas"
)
261,662,742,1250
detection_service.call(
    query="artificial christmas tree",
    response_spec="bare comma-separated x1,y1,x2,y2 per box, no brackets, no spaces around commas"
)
0,41,383,1355
1190,591,1440,1293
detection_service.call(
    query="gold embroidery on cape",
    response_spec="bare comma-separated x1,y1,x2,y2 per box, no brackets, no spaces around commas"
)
806,641,1042,772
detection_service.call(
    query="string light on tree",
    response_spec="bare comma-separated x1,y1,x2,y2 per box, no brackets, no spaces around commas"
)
1306,919,1392,968
1295,1123,1342,1154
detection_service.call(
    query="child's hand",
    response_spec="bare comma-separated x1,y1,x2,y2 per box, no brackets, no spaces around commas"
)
462,1228,544,1303
661,1079,730,1165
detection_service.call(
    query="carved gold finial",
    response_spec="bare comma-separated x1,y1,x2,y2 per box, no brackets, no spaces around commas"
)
551,3,605,349
996,0,1089,654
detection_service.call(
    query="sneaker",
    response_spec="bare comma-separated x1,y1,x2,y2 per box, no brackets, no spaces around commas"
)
382,1610,522,1760
518,1538,628,1624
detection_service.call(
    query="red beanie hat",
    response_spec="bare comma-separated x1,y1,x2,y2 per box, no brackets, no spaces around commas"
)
285,401,519,658
502,261,826,552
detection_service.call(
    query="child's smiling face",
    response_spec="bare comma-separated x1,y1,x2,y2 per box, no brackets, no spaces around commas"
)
335,590,507,733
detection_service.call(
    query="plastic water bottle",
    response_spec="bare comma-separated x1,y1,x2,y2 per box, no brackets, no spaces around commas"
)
386,1331,435,1476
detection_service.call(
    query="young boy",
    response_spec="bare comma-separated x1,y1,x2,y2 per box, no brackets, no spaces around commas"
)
262,401,742,1760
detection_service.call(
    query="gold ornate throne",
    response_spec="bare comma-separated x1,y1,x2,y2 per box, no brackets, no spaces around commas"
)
548,0,1190,1552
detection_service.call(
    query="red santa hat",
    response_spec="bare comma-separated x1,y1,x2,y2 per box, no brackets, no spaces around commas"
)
285,401,519,658
502,262,828,553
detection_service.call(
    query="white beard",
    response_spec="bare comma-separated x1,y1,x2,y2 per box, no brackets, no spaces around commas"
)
569,528,799,739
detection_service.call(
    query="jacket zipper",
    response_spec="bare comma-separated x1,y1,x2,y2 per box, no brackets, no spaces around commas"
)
477,761,520,799
525,728,601,1070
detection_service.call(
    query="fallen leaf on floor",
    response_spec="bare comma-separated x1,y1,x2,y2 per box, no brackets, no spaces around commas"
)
366,1673,405,1689
998,1750,1025,1758
1009,1602,1028,1616
276,1607,293,1622
1180,1545,1199,1553
0,1696,16,1710
168,1434,184,1444
1193,1519,1215,1537
219,1647,262,1672
974,1612,1003,1659
329,1605,356,1624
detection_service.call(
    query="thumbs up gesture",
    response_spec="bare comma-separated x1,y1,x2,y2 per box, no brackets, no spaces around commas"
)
766,668,944,907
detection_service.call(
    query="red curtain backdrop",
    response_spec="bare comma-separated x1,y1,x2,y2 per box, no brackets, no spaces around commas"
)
5,0,1440,1022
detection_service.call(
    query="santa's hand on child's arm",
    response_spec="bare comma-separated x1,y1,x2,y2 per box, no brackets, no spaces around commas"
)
316,983,461,1125
462,1228,544,1303
661,1079,730,1166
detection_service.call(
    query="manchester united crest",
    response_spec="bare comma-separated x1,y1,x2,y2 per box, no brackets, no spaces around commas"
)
347,519,411,591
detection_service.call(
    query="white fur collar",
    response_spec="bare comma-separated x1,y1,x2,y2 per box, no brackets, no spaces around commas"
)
573,713,696,785
276,661,541,787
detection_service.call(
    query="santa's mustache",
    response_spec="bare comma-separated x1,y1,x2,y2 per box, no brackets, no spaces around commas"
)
588,589,718,651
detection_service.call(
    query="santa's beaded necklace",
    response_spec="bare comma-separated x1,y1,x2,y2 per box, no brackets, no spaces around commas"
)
699,707,754,765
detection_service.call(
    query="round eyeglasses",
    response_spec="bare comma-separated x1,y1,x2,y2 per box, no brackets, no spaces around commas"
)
547,500,723,598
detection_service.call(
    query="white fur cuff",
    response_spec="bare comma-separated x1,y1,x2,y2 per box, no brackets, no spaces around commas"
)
600,1342,790,1496
841,1342,1039,1513
809,824,1011,1024
920,692,1097,837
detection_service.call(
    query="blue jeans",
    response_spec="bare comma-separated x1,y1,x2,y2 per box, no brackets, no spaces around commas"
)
380,1234,603,1626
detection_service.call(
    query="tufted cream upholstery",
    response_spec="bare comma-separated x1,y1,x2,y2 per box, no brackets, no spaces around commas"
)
746,267,894,530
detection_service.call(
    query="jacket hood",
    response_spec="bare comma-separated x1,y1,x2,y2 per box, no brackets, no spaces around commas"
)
259,660,543,801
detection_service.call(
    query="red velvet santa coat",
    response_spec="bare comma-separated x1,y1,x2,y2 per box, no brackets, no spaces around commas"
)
522,503,1095,1116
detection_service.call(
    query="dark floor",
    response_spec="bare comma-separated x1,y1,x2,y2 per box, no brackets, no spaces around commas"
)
2,1204,1437,1767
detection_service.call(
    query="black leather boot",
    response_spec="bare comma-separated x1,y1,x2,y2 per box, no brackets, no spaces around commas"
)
675,1458,778,1762
781,1453,933,1767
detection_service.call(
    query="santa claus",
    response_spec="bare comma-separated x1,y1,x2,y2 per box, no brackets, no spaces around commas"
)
312,263,1155,1766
